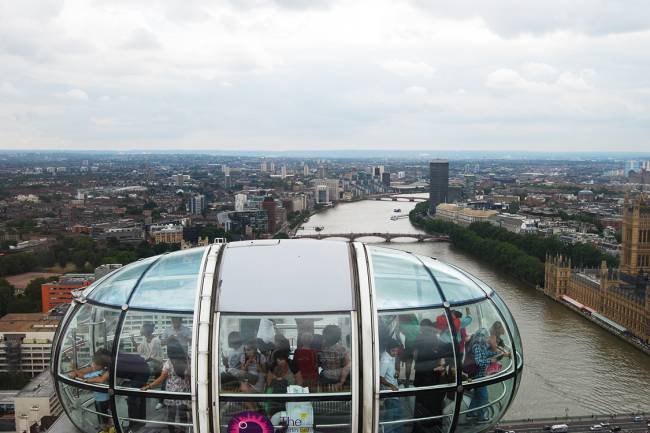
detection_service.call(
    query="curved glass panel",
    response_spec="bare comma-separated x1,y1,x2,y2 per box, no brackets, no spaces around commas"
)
457,378,515,433
129,248,205,310
369,247,442,309
87,257,157,306
377,309,456,391
219,313,352,394
490,293,523,369
461,300,514,385
58,304,120,377
59,381,112,433
115,311,193,392
419,256,487,303
380,393,455,433
115,394,192,432
451,267,494,296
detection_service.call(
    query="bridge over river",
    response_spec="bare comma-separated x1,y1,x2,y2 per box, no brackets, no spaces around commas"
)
293,232,449,242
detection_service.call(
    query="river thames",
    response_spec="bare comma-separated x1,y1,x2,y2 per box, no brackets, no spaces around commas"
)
296,198,650,419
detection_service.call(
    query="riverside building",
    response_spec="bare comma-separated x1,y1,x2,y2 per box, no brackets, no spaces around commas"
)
50,240,522,433
545,194,650,343
429,160,449,214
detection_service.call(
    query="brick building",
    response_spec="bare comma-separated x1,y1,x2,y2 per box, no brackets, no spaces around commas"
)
41,274,94,314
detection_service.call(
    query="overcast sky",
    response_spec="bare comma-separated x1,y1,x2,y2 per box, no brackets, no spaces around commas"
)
1,0,650,152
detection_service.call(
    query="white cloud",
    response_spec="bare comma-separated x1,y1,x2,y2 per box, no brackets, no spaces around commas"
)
381,60,436,78
56,89,89,101
0,82,20,97
0,0,648,151
120,28,162,51
404,86,429,96
521,62,557,82
557,71,594,92
485,69,528,90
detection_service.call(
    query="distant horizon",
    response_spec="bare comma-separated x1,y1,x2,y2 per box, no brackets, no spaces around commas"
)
2,148,650,161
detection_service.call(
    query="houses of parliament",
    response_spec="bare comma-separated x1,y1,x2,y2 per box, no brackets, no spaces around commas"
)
545,194,650,342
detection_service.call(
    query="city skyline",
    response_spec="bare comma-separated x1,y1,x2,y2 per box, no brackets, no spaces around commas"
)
1,1,650,152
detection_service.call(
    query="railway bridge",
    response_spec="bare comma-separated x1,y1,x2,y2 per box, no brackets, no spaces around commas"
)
293,232,449,243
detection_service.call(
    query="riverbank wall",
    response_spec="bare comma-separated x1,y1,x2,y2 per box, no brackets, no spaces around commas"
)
537,288,650,356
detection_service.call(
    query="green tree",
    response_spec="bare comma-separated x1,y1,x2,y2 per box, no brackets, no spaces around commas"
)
0,279,15,316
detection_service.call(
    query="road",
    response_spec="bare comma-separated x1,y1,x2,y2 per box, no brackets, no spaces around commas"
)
499,415,649,433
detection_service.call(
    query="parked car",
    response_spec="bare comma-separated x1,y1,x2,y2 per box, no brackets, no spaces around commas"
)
633,416,642,422
590,425,603,431
610,426,621,432
543,427,551,431
599,423,610,427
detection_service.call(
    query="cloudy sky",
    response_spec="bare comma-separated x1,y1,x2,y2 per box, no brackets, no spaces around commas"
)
1,0,649,152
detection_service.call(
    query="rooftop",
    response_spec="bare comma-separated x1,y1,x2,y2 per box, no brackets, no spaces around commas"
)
0,313,62,333
16,369,55,399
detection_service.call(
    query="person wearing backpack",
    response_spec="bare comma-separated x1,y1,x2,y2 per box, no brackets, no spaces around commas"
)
466,328,499,423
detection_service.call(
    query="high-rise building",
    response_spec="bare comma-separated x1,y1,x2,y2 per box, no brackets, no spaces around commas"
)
429,160,449,214
318,165,326,179
316,179,339,202
235,193,247,212
260,161,267,172
269,161,275,173
262,197,279,233
463,174,476,199
281,165,287,179
372,165,384,178
187,194,206,215
315,185,329,204
626,160,640,176
621,194,650,275
381,172,391,188
173,174,190,186
303,164,309,176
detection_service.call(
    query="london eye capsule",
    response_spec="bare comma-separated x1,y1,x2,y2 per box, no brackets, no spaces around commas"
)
51,240,523,433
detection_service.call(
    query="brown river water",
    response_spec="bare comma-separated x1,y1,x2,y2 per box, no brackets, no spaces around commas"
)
296,198,650,419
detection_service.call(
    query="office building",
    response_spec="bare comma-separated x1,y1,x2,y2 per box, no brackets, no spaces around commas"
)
0,313,61,375
14,370,62,433
381,172,391,188
187,194,206,215
234,193,247,212
429,160,449,214
150,224,183,244
315,185,329,204
41,274,95,314
94,263,122,280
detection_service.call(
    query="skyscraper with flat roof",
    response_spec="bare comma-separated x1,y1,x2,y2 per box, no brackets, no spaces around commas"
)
429,160,449,214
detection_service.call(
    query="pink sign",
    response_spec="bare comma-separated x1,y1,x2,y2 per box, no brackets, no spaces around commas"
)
228,411,274,433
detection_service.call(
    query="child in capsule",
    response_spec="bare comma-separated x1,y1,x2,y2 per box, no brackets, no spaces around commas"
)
70,349,114,433
142,337,191,432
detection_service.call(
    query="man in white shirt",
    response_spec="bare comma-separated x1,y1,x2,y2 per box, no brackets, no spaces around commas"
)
131,322,162,366
161,316,192,350
380,338,403,433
